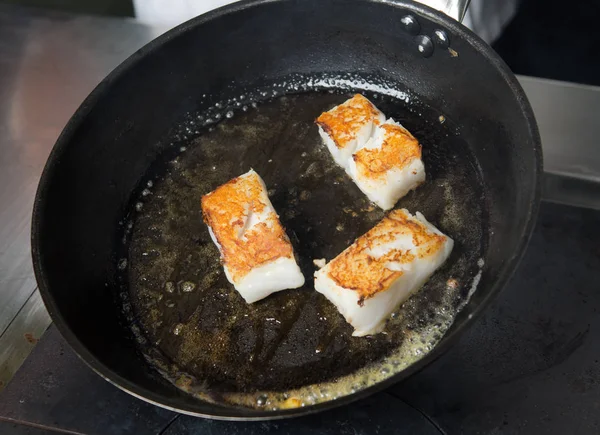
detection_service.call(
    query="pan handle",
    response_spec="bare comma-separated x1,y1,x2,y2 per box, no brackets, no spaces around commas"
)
413,0,471,22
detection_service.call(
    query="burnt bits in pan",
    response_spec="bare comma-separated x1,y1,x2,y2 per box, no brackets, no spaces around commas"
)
117,85,489,409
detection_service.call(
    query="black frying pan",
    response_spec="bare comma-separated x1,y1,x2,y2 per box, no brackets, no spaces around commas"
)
31,0,542,420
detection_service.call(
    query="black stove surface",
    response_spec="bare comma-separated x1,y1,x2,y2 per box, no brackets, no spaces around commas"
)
1,201,599,434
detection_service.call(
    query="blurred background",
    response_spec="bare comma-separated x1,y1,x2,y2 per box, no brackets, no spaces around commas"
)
0,0,598,86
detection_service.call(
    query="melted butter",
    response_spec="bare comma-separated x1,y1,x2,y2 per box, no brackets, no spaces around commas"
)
153,303,456,410
214,290,455,409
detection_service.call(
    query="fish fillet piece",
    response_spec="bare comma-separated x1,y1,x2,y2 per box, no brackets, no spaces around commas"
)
347,119,425,210
314,209,453,337
316,95,426,210
201,169,305,303
316,94,385,168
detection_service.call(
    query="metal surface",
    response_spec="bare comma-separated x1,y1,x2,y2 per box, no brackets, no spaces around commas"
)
518,76,600,183
543,173,600,211
416,0,470,21
0,325,177,434
0,0,599,403
2,202,599,434
518,75,600,210
0,290,50,388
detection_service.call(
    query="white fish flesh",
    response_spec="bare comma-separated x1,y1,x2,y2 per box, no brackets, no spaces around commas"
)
314,209,453,337
317,95,425,210
347,119,425,210
201,169,305,303
316,94,385,168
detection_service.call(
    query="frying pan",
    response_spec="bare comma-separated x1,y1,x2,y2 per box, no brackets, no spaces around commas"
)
31,0,542,420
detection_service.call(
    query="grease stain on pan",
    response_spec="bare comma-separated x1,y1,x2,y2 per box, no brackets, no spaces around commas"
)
116,79,489,410
171,73,414,136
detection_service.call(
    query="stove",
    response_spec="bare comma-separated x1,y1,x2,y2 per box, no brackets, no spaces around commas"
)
1,201,598,434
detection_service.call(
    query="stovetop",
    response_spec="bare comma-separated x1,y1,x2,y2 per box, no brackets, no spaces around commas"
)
0,201,598,434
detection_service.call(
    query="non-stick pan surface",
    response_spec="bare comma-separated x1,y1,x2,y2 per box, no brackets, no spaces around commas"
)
120,88,487,409
32,0,541,419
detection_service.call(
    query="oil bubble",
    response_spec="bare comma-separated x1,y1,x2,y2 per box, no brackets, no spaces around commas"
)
181,281,196,293
172,323,184,335
256,394,268,406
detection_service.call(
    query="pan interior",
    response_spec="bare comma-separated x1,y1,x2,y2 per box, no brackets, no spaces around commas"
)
117,80,489,410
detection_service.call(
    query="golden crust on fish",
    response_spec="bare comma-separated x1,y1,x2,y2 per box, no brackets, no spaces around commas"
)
352,123,422,180
315,209,453,336
316,94,383,150
201,171,293,283
327,209,447,303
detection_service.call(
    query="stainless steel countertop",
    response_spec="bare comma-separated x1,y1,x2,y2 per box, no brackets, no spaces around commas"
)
0,4,598,389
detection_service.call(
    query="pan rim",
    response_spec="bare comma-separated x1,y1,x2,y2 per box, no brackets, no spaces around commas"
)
30,0,542,420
